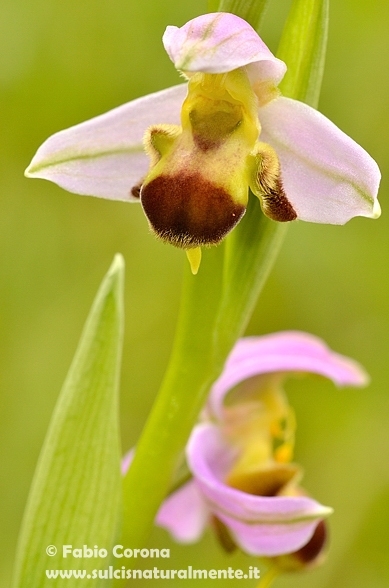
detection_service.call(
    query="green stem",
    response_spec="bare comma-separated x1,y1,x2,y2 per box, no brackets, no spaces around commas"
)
122,0,329,552
122,204,286,547
122,246,225,545
215,0,270,31
257,565,280,588
278,0,329,107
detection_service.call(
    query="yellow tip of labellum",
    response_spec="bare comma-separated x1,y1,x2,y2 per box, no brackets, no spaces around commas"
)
186,247,202,275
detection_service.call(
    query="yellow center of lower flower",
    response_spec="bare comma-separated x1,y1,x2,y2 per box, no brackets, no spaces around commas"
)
221,377,297,495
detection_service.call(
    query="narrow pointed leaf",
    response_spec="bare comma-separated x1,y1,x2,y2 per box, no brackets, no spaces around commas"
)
277,0,329,107
214,0,270,31
12,255,125,588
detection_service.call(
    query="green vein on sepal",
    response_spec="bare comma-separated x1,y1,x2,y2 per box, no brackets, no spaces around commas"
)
25,147,143,177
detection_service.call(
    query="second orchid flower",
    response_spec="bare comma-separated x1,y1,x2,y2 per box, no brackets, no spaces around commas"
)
153,331,368,571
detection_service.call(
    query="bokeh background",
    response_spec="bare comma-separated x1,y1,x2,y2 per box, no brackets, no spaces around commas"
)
1,0,388,586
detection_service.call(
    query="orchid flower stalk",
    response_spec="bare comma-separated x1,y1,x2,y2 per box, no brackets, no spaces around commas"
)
23,0,381,559
123,2,379,553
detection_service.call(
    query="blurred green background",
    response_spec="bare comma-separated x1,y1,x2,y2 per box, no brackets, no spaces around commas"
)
1,0,388,586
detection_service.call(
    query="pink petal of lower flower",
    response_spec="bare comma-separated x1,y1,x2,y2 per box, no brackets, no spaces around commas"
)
259,97,381,224
121,448,134,476
156,480,210,542
187,424,331,556
123,448,209,542
25,84,187,201
209,331,368,419
163,13,286,85
217,512,321,557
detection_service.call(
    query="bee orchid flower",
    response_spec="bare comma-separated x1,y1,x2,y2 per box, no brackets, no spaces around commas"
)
154,331,368,565
26,13,381,273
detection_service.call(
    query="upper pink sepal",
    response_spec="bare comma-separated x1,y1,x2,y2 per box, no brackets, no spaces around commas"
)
25,85,187,201
163,12,286,85
209,331,368,420
260,97,381,224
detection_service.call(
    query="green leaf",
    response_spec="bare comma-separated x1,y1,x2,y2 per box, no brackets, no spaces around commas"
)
277,0,329,107
213,199,288,364
214,0,330,357
12,255,125,588
209,0,270,31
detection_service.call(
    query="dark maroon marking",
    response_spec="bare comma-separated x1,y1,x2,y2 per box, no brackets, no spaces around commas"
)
130,183,142,199
189,108,242,152
192,133,221,152
294,520,327,565
257,156,297,222
140,173,246,248
262,176,297,222
211,516,237,554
